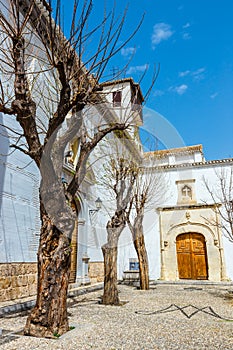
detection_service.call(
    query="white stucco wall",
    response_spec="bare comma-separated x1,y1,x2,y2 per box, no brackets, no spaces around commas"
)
114,159,233,281
1,108,233,282
0,114,40,263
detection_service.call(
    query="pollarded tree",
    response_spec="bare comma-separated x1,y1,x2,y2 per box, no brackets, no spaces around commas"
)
0,0,143,337
101,156,138,305
96,75,160,301
203,166,233,243
126,158,165,290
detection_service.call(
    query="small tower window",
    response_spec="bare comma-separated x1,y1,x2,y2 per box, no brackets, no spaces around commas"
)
112,91,122,107
182,185,192,199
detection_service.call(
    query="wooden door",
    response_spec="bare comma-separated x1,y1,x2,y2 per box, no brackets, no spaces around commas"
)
176,233,208,280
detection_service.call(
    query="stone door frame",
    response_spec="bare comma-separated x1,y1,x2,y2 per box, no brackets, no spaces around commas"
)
158,205,228,282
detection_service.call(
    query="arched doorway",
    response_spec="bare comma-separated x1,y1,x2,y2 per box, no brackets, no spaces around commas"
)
176,233,208,280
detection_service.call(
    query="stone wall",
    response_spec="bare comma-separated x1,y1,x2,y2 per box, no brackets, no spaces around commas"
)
89,262,104,283
0,263,37,302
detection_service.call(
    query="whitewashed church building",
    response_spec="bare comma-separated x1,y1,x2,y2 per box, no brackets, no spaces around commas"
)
1,76,233,303
0,0,232,303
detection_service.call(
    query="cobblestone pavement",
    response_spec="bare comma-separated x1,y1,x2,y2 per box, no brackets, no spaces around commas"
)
0,284,233,349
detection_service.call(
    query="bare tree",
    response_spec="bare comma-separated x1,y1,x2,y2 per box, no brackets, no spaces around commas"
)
0,0,143,337
203,166,233,243
126,154,165,290
100,156,138,305
126,171,149,290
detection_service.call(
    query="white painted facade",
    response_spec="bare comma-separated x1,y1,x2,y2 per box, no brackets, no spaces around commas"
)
1,77,233,285
0,114,40,263
115,148,233,281
0,0,232,284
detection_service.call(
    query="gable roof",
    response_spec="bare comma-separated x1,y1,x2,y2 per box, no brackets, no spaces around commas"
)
101,78,144,103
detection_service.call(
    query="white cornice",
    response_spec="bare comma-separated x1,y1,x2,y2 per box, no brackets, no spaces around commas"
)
150,158,233,171
157,203,221,211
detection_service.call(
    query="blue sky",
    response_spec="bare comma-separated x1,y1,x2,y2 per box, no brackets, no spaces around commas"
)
61,0,233,160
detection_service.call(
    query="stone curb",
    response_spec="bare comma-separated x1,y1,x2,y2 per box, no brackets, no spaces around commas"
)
0,283,104,318
121,279,233,288
151,280,233,286
0,300,35,318
68,283,104,297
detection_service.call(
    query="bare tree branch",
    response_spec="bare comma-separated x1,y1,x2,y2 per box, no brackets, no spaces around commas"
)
203,167,233,243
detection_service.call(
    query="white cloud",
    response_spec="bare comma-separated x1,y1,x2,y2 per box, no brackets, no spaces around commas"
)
181,23,191,40
210,92,219,99
192,67,205,81
183,22,191,29
193,68,205,76
127,64,149,75
121,47,136,57
178,67,205,81
170,84,188,95
182,32,191,40
175,84,188,95
179,70,190,77
151,23,174,49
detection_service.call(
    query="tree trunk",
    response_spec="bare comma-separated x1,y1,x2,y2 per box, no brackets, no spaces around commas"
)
24,202,71,338
101,220,125,305
133,223,149,290
102,244,119,305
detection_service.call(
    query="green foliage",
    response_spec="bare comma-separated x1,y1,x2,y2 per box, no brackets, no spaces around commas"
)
53,332,61,338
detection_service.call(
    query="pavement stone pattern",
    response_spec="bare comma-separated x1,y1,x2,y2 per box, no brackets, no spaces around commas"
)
0,284,233,349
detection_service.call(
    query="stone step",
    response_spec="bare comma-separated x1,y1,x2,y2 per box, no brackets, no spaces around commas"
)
151,280,233,286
